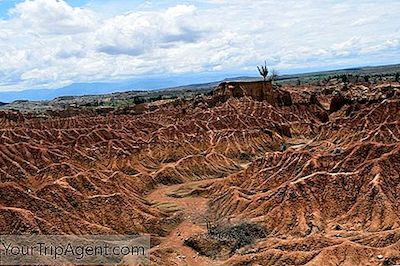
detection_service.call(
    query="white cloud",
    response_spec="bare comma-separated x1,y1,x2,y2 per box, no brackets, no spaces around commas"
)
0,0,399,92
11,0,97,34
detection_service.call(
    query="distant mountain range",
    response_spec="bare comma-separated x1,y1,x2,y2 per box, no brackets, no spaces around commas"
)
0,76,257,103
0,64,399,103
0,79,181,103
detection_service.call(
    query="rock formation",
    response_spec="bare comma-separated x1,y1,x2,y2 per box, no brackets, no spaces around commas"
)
1,81,399,265
213,81,292,106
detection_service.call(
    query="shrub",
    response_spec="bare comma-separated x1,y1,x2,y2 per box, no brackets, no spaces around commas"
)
207,221,266,252
185,221,266,259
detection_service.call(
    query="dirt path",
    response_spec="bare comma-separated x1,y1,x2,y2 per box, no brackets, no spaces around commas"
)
147,179,223,266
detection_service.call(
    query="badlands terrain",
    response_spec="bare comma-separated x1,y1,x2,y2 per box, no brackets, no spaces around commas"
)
0,77,400,265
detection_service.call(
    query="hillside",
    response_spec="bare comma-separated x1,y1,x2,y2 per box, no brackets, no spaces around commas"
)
1,64,399,107
1,76,399,265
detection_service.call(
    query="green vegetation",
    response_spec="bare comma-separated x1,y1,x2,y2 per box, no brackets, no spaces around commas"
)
276,65,400,86
103,94,179,108
2,64,399,113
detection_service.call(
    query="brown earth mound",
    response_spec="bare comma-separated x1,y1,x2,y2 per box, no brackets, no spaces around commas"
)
213,81,292,106
1,81,399,265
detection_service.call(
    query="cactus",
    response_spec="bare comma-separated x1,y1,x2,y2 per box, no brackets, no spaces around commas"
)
257,61,269,81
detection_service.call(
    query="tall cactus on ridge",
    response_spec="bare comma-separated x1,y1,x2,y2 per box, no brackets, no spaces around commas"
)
257,61,269,81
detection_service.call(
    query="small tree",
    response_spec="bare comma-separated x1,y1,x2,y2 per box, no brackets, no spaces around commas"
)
270,69,279,82
395,73,399,82
257,61,269,81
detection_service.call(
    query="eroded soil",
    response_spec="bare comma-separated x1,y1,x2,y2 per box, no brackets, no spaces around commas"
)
1,81,400,265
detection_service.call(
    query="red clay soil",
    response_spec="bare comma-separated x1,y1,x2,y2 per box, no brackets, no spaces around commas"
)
0,82,399,265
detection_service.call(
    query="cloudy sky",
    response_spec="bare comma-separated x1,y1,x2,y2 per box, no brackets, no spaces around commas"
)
0,0,399,92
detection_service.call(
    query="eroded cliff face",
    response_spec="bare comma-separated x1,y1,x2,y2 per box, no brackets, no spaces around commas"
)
1,82,399,265
213,81,292,106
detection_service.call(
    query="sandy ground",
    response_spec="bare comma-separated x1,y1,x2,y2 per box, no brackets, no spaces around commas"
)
147,179,223,266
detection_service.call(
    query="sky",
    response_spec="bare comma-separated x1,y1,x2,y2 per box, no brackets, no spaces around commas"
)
0,0,399,93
